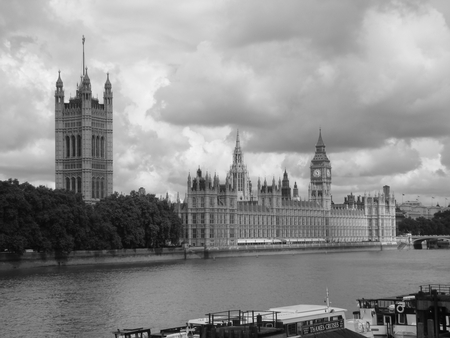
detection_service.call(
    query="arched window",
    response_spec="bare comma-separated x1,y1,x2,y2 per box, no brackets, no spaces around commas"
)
71,177,76,192
66,177,70,191
66,136,70,158
71,135,76,157
96,136,100,158
101,178,104,198
77,177,82,193
92,177,95,198
101,137,104,158
92,136,95,157
77,135,82,157
96,177,100,198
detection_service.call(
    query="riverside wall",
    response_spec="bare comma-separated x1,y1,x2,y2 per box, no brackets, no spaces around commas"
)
0,242,398,271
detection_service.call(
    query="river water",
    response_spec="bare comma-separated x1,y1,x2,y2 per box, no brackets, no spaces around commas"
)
0,249,448,338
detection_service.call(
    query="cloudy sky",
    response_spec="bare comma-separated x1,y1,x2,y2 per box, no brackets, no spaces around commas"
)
1,0,450,206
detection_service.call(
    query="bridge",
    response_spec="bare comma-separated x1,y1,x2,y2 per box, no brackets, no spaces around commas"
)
397,235,450,249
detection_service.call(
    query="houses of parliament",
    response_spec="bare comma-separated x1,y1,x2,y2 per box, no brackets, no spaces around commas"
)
176,130,397,247
53,39,396,244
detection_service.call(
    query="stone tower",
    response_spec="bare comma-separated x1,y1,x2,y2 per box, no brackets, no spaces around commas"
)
228,130,252,201
309,129,332,210
55,36,113,203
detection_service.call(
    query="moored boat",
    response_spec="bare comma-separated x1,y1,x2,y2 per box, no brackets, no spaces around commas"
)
120,303,373,338
352,295,416,338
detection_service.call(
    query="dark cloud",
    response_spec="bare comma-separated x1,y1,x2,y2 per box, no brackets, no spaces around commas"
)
220,0,369,55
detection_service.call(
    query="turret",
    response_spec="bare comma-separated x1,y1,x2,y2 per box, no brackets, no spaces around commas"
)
55,71,64,105
281,169,291,200
293,182,299,199
104,72,113,105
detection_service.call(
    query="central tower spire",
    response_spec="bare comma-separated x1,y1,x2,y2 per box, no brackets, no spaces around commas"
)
228,129,252,201
233,129,243,164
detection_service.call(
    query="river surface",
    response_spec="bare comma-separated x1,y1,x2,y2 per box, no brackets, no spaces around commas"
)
0,249,448,338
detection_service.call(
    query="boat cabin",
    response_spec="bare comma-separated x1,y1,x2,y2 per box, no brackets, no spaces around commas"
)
353,295,416,338
186,305,353,338
112,327,151,338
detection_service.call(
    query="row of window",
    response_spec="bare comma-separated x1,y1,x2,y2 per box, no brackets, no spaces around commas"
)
91,177,105,199
93,122,105,128
92,109,107,117
232,172,245,191
64,135,106,159
93,163,106,169
64,162,82,169
188,227,329,240
192,197,236,208
187,213,325,227
65,177,106,199
64,110,79,115
191,228,235,239
65,122,82,128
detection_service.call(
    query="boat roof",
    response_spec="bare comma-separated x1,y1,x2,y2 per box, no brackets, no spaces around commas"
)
188,305,347,326
269,305,347,323
270,304,346,314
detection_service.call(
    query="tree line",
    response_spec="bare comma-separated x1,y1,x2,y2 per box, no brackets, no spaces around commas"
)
398,209,450,236
0,179,183,254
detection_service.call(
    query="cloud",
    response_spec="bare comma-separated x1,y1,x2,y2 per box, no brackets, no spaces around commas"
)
0,0,450,204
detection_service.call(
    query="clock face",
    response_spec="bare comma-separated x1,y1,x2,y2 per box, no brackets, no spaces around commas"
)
313,169,321,177
326,169,331,177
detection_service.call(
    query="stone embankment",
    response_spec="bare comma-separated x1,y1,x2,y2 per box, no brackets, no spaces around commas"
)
0,241,398,271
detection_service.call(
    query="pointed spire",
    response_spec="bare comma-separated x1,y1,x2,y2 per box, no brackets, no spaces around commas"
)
56,70,63,88
232,129,243,165
316,128,325,147
105,72,112,90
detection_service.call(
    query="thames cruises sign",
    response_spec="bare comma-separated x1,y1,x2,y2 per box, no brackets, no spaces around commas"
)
301,319,344,335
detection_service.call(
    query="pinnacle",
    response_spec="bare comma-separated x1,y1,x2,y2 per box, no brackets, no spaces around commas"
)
316,128,325,147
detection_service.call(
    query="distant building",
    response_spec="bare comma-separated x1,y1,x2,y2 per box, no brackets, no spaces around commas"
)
55,37,113,203
176,130,396,247
397,201,448,220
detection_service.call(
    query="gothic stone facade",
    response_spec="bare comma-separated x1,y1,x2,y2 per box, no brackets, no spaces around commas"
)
177,131,396,247
55,67,113,203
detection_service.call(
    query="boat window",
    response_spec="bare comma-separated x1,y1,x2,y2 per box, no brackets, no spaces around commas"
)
286,323,297,336
331,316,342,321
398,314,406,325
385,316,392,325
377,315,384,325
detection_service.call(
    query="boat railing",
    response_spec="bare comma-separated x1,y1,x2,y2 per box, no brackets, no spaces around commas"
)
204,310,278,328
419,284,450,295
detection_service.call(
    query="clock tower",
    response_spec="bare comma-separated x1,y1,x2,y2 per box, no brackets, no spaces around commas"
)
309,129,332,210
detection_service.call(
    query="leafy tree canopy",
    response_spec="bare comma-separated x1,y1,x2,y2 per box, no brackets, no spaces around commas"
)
0,179,182,254
398,210,450,236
